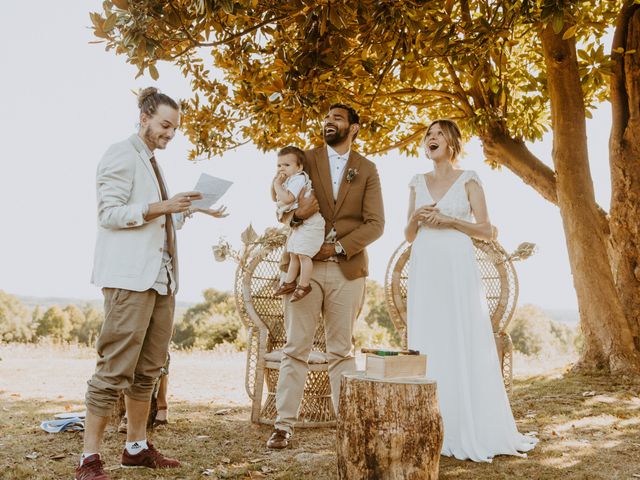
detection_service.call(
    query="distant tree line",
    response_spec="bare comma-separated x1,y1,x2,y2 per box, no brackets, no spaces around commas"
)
0,290,104,345
0,288,578,357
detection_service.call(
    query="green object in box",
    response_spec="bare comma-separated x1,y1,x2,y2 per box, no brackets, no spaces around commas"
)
375,350,399,356
360,348,420,356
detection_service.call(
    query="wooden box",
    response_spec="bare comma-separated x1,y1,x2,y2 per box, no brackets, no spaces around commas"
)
364,354,427,379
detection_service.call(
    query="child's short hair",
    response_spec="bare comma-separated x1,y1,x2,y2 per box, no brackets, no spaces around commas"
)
278,145,306,166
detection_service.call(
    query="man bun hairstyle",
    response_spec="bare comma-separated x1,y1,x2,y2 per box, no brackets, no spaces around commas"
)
278,145,306,167
137,87,179,116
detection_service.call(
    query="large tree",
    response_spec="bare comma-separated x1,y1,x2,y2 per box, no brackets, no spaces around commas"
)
90,0,640,374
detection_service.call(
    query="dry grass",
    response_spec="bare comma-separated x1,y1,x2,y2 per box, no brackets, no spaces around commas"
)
0,344,639,479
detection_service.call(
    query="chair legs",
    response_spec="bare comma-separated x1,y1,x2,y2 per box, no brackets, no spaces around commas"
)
252,365,336,428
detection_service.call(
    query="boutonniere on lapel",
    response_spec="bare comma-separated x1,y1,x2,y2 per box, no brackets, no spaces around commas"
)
346,168,359,183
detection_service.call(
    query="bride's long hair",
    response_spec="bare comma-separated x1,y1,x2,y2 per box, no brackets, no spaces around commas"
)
421,119,463,164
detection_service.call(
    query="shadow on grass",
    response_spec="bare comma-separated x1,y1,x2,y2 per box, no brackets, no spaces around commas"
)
0,372,639,479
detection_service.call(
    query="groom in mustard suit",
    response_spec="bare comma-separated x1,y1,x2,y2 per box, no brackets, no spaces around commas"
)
267,104,385,448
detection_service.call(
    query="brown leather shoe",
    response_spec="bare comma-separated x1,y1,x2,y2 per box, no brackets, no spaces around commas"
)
153,407,169,427
266,428,291,449
290,284,312,303
274,281,297,296
121,443,180,469
75,454,110,480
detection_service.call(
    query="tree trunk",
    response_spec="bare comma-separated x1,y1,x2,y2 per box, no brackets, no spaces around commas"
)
540,22,640,374
609,2,640,353
480,129,610,234
336,373,443,480
480,128,558,205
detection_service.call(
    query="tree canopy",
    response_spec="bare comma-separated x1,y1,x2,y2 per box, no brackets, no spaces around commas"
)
91,0,615,159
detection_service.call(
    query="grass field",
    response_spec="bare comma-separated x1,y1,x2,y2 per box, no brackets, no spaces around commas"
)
0,344,639,479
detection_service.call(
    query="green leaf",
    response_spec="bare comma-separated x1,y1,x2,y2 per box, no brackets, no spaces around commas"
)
562,25,577,40
552,12,564,35
149,64,159,80
103,13,117,32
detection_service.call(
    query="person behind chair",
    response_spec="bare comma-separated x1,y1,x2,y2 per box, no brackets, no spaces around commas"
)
266,103,385,449
272,146,325,302
76,87,227,480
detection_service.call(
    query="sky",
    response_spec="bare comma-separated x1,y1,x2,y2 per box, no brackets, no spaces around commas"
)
0,2,614,310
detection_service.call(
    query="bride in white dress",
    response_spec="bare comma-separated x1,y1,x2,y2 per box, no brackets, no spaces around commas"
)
404,119,537,462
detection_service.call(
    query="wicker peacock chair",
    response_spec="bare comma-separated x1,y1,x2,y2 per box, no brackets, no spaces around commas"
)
384,239,535,393
224,227,335,427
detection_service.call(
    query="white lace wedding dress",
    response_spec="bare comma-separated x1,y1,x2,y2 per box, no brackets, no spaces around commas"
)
406,170,537,462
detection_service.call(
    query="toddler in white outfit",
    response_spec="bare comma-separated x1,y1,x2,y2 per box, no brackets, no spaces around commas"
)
272,146,325,302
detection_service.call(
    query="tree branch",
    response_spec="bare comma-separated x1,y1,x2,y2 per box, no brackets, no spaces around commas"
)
367,38,401,108
167,11,292,59
442,57,475,116
481,128,609,232
368,126,430,155
372,87,461,101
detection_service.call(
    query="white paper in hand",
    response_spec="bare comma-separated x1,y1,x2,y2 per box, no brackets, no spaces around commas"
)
191,173,233,209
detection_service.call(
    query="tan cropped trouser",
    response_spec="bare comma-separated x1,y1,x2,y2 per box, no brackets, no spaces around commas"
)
85,288,174,417
274,261,365,433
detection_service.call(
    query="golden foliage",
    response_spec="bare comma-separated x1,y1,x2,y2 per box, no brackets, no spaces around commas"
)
89,0,618,159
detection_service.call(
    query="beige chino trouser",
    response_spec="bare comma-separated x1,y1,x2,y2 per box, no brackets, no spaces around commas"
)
85,288,174,417
275,261,365,433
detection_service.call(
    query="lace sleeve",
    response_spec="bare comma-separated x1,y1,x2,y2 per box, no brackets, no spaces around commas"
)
464,170,483,188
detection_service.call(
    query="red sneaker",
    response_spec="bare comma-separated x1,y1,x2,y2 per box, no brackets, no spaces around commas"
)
75,454,110,480
121,442,180,469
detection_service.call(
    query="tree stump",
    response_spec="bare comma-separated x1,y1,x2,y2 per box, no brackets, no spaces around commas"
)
336,372,443,480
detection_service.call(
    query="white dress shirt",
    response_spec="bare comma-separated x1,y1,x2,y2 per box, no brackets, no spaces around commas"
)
327,144,350,201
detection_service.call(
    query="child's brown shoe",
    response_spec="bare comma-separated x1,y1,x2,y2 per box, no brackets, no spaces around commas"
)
274,281,297,296
290,284,312,303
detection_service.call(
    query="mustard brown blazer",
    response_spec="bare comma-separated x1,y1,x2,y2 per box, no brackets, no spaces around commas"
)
281,145,385,280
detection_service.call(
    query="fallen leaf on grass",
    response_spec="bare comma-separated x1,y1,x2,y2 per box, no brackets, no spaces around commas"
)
215,409,232,415
50,453,66,460
25,452,39,460
582,391,596,397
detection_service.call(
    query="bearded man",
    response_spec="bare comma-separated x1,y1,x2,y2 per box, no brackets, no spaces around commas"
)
267,103,385,448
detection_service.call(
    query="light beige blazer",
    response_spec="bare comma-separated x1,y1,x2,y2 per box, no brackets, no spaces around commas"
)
91,134,183,292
